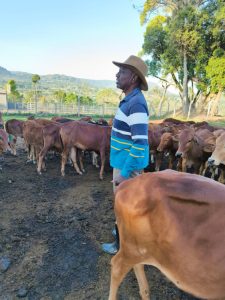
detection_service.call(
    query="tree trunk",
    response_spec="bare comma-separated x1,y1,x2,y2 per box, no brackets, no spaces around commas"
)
182,49,189,115
158,84,169,116
210,90,222,117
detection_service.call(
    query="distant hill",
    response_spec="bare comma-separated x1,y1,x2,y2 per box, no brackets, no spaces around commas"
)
0,66,117,94
0,66,159,95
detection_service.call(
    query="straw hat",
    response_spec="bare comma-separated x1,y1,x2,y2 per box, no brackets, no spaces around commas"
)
113,55,148,91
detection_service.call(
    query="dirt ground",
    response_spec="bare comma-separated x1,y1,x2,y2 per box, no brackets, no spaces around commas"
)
0,142,200,300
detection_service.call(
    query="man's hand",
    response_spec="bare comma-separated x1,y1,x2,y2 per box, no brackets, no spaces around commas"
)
113,173,126,186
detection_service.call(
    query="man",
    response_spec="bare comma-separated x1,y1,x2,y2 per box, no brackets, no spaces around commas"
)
102,55,149,254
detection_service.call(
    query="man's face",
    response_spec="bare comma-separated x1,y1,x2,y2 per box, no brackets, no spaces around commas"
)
116,67,134,91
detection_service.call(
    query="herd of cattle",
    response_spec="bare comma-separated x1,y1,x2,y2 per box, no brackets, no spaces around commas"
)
1,111,225,299
1,112,225,183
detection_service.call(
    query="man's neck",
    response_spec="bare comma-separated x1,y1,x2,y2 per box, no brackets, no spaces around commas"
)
123,84,138,96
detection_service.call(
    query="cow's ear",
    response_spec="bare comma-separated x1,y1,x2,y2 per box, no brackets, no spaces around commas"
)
203,144,215,152
172,134,179,142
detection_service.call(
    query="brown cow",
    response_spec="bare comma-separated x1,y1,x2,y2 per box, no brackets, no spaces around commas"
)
0,111,4,129
0,129,11,155
162,118,195,125
37,121,80,175
51,116,75,123
175,128,214,174
109,170,225,300
5,119,25,155
147,123,166,171
208,132,225,183
23,120,45,167
60,121,111,179
5,119,24,138
157,132,181,170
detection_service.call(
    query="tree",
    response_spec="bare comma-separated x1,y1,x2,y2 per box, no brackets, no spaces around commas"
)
6,79,22,102
96,88,119,105
205,49,225,116
32,74,41,114
138,0,225,116
54,90,66,104
64,92,78,104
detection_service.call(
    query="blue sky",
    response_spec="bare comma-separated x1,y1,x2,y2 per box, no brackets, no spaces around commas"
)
0,0,148,80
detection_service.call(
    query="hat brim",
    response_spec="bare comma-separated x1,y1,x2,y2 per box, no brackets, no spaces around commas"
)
113,61,148,91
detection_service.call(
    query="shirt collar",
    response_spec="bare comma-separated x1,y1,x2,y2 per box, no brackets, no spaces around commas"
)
120,88,141,103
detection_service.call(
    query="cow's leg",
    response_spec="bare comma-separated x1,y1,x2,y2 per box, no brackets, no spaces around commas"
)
218,168,225,184
9,135,17,156
194,163,201,175
31,145,37,164
155,152,163,171
37,147,48,174
78,149,85,172
25,143,33,163
70,147,82,175
199,162,206,175
133,264,150,300
61,147,70,176
168,153,174,169
108,252,133,300
92,151,99,168
201,161,208,176
99,150,105,180
181,158,187,172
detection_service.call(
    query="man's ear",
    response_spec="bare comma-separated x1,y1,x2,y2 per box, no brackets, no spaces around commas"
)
133,74,138,82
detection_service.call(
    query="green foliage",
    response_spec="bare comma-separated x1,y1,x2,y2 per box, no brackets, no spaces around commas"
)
6,79,23,102
206,55,225,92
139,0,225,114
32,74,40,84
64,92,78,104
96,88,119,105
53,90,66,103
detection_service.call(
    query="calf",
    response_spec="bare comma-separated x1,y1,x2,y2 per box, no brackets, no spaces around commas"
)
109,170,225,300
0,111,4,129
60,121,111,179
5,119,24,155
157,132,181,170
175,128,213,174
23,120,45,167
208,132,225,183
0,129,11,155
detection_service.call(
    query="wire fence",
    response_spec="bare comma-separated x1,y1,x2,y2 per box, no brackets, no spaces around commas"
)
3,98,225,119
5,101,117,117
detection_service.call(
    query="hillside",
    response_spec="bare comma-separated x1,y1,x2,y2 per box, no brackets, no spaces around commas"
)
0,66,117,93
0,66,159,94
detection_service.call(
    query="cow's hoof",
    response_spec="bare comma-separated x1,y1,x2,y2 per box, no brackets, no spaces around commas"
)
99,176,103,180
37,171,42,175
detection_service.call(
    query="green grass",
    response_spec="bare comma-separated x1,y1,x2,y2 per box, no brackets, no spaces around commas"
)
2,112,114,122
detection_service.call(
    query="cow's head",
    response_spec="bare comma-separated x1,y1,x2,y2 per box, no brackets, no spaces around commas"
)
208,132,225,166
0,136,10,155
175,129,195,158
157,132,172,152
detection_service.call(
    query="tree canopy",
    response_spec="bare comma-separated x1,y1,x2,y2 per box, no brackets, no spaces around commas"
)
139,0,225,116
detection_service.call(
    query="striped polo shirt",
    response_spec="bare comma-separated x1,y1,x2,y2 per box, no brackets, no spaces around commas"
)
110,88,149,178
